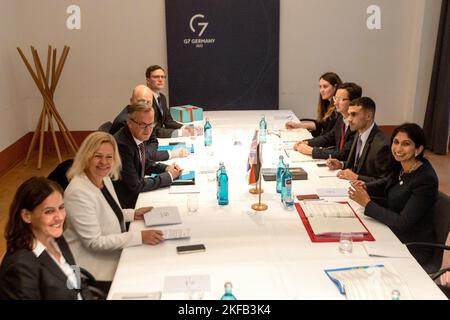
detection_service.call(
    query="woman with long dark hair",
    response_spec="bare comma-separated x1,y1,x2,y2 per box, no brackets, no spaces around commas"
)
286,72,342,137
349,123,439,266
0,177,92,299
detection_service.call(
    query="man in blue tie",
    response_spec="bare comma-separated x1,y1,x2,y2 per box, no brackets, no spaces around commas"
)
146,65,200,138
326,97,390,182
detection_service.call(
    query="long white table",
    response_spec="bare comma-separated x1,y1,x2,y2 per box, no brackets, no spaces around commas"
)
107,110,447,300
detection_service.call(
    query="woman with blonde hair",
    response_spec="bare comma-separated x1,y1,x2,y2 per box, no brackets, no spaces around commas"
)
64,131,163,291
286,72,342,137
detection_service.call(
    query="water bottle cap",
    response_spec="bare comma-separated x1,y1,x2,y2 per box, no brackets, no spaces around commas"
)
224,282,233,289
279,155,284,159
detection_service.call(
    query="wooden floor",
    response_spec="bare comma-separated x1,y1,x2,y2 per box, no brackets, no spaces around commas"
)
0,150,449,263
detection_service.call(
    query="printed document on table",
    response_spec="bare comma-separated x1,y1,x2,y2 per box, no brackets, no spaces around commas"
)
280,129,311,142
316,188,348,197
144,206,182,227
325,264,412,300
363,241,411,258
284,149,318,162
162,228,191,240
299,202,355,218
163,275,211,293
169,185,200,194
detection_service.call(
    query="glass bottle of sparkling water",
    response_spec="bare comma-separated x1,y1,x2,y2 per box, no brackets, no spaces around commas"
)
259,115,267,143
218,164,229,205
276,155,285,193
220,282,236,300
204,117,212,146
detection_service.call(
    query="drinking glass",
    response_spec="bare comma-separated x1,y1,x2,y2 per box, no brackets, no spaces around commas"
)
187,194,199,213
339,233,353,254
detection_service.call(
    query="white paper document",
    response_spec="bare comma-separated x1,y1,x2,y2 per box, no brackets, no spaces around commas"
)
280,129,311,142
315,167,338,178
169,185,200,194
144,206,182,227
162,228,191,240
300,202,355,218
163,275,211,294
316,187,348,197
325,264,412,300
363,241,411,258
284,149,318,162
308,216,368,236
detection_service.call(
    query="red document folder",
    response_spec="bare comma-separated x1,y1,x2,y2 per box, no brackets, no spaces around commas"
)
295,202,375,243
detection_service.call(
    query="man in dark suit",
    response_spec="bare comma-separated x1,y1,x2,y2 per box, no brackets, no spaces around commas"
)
326,97,390,182
110,85,189,161
293,82,361,160
113,101,182,209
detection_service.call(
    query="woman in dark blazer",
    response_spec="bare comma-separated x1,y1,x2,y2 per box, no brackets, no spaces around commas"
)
348,123,439,267
286,72,342,137
0,177,92,300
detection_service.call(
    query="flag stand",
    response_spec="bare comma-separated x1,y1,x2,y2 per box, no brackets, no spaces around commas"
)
249,139,264,194
251,143,267,211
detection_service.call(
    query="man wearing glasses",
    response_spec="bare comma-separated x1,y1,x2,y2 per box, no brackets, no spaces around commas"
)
146,65,200,138
110,85,189,160
294,82,362,160
113,100,183,208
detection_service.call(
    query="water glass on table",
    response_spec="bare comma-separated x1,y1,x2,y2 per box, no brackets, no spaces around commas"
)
187,194,199,214
339,232,353,254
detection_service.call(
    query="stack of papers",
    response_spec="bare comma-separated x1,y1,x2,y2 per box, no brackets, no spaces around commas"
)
299,202,367,236
280,129,311,142
363,241,411,258
144,207,182,227
325,265,412,299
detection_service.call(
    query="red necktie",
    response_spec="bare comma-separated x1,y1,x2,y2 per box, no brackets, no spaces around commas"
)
339,123,345,151
139,143,146,177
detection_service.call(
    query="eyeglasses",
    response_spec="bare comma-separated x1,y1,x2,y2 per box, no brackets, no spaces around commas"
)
333,96,350,103
151,75,166,80
130,118,156,130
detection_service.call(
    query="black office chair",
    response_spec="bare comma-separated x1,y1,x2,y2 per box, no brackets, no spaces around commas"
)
80,267,107,300
405,192,450,297
98,121,112,133
47,159,74,190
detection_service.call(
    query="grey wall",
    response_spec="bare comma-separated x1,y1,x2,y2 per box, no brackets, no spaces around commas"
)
0,0,442,151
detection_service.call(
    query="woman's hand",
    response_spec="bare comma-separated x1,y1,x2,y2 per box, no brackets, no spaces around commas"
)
134,206,153,220
348,184,371,207
141,229,164,245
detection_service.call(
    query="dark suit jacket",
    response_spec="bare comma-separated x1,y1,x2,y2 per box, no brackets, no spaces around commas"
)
113,125,173,208
365,160,438,267
109,105,169,161
0,237,92,300
309,110,339,137
344,124,390,182
153,93,183,138
307,115,356,160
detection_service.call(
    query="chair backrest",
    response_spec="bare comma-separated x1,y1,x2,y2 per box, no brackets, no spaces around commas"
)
433,191,450,268
98,121,112,133
47,159,74,190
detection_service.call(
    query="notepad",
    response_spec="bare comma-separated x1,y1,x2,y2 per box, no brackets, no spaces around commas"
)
172,171,195,185
163,275,211,294
143,206,182,227
162,228,191,240
280,130,311,142
158,143,194,153
325,265,412,300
